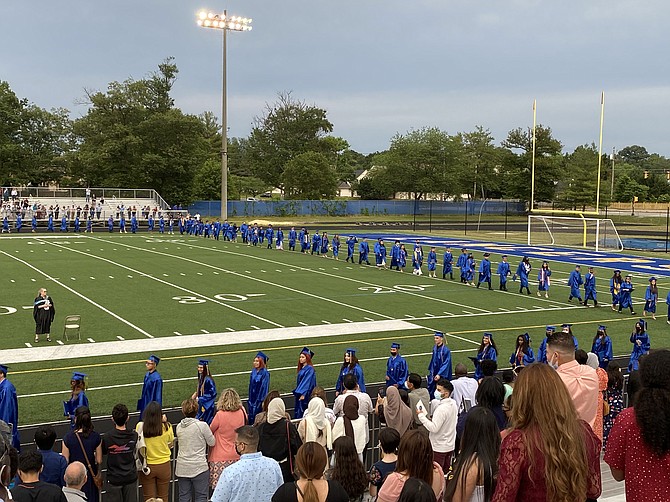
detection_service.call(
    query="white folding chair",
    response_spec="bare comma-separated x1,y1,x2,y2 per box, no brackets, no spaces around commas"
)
63,315,81,341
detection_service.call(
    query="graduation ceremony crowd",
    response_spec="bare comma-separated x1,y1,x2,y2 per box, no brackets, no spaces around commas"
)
2,320,670,502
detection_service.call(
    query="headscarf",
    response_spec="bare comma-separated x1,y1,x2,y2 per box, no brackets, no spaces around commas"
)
343,395,359,440
384,386,413,436
267,397,286,425
586,352,600,370
303,398,333,449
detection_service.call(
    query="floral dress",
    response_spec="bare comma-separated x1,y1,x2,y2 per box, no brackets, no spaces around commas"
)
603,387,624,450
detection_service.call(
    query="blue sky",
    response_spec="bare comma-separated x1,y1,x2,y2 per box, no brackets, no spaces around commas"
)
2,1,668,155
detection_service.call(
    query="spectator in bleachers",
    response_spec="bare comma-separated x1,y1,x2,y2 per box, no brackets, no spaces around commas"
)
603,362,624,448
492,363,601,502
310,387,336,427
258,398,302,483
332,396,366,461
175,398,215,502
136,401,173,502
375,386,412,437
11,451,67,502
450,363,478,414
377,429,445,502
327,436,368,501
368,428,399,499
332,374,373,460
208,389,246,491
418,378,457,472
63,461,87,502
34,426,67,488
444,407,500,502
585,352,608,445
297,397,332,452
604,349,670,501
457,377,507,438
61,406,101,502
406,373,430,433
102,404,138,502
272,442,348,502
252,390,281,427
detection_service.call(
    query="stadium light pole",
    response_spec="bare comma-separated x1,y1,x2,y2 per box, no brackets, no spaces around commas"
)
196,10,252,221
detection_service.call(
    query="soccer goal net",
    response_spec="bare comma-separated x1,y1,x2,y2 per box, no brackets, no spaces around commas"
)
528,215,624,251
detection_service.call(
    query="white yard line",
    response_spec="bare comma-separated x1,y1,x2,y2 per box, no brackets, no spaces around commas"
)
1,250,155,339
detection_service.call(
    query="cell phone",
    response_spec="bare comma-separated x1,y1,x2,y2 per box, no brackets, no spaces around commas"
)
416,400,425,413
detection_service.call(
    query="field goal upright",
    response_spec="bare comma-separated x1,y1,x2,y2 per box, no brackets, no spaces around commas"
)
528,215,624,252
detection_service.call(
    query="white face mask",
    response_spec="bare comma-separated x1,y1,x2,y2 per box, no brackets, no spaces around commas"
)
549,353,559,370
434,390,442,401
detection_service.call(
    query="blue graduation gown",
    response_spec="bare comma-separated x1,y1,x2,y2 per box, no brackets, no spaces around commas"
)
346,237,357,257
427,251,437,271
568,270,584,299
293,365,316,419
510,348,535,368
497,262,510,284
288,230,297,248
137,370,162,419
644,286,657,313
474,346,497,380
335,364,366,393
537,337,548,363
584,273,597,300
619,282,634,308
515,262,530,287
442,251,453,276
64,392,89,428
311,234,321,253
610,278,621,305
196,376,217,425
248,368,270,424
386,355,408,388
0,378,20,449
592,336,613,369
478,259,491,283
629,332,650,371
457,253,468,278
427,344,452,399
320,237,329,254
359,241,369,260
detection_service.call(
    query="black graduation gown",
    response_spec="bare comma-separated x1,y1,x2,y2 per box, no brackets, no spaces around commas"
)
33,295,56,334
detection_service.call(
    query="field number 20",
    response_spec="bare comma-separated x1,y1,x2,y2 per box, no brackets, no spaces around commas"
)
357,284,431,294
173,294,250,304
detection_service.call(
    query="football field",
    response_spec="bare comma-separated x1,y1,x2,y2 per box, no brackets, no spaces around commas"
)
0,232,667,425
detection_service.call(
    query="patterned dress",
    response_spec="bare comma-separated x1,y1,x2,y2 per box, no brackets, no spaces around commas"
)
603,387,624,449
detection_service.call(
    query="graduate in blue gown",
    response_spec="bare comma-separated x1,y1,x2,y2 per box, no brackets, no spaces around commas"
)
331,234,340,259
107,216,113,232
644,277,658,320
288,227,297,251
48,214,54,232
515,256,532,294
386,342,408,388
294,347,316,419
320,232,329,256
0,364,20,450
610,270,623,310
464,253,475,284
629,319,650,371
60,215,68,232
427,247,437,278
137,355,162,419
119,215,127,233
64,372,89,428
358,238,370,265
398,244,407,272
31,215,37,232
537,261,551,298
266,225,274,249
412,245,424,276
472,333,498,380
335,348,366,395
248,351,270,424
346,235,357,262
377,239,387,268
194,359,217,424
567,265,584,303
158,216,165,234
2,216,9,234
477,253,492,289
583,267,598,307
427,332,452,399
85,216,92,233
390,241,401,270
537,325,556,363
618,274,636,315
457,248,468,283
148,215,155,232
276,228,284,250
442,246,453,279
497,255,511,291
15,214,22,232
510,333,535,370
311,232,321,255
591,325,613,369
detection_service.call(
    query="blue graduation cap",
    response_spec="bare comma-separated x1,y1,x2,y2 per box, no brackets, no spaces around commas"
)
256,351,269,363
502,255,508,258
0,365,8,375
346,348,357,356
546,326,556,333
301,347,314,358
522,332,531,343
638,319,647,329
147,355,160,365
561,324,572,332
483,253,490,258
198,359,209,366
391,342,401,350
483,332,494,342
597,325,607,332
649,277,657,282
434,331,445,338
71,372,86,381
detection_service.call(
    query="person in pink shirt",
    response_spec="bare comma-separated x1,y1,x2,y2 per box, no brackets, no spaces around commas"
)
208,388,247,491
546,331,599,430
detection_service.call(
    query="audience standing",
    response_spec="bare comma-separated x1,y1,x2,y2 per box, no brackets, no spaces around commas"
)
136,401,174,502
34,425,67,488
405,373,430,432
375,386,412,437
328,436,368,502
603,362,625,448
450,364,478,414
417,377,457,472
61,406,102,502
368,428,400,499
63,462,88,502
258,398,302,483
208,389,247,491
297,398,333,452
11,450,67,502
332,396,367,460
102,404,138,502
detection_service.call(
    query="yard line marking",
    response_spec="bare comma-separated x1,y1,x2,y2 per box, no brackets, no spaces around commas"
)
127,275,133,278
87,338,95,343
1,250,155,339
250,325,260,330
31,278,36,282
260,270,266,273
174,331,182,336
213,272,219,275
322,320,331,324
197,272,203,276
333,267,339,270
245,271,251,274
163,274,169,277
276,269,282,272
364,317,376,321
499,308,509,311
41,239,285,329
70,277,76,281
246,294,265,297
10,280,15,283
424,313,435,317
22,306,32,310
342,318,353,323
90,276,96,280
298,322,308,326
201,329,210,334
462,310,473,314
226,328,235,332
89,237,393,322
25,343,32,348
180,273,186,276
57,340,64,345
515,307,527,310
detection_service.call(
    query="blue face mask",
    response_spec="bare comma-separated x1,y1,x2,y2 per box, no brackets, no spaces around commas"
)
434,390,443,401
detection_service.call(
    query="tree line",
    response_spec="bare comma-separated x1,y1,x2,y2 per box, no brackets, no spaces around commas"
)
1,59,669,206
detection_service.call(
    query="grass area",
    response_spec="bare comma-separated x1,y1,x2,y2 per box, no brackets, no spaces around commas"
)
1,231,668,425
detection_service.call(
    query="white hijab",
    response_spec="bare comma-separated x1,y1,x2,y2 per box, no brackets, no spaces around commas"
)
303,398,332,449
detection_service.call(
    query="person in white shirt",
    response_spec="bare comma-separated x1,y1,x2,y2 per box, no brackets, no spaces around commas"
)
450,363,478,414
332,374,373,459
417,378,457,473
332,395,367,461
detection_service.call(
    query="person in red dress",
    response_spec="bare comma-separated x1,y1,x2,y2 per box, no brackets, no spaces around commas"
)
492,363,601,502
604,349,670,502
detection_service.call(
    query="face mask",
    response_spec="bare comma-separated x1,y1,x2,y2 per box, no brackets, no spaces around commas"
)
234,444,243,456
434,390,442,400
549,354,559,370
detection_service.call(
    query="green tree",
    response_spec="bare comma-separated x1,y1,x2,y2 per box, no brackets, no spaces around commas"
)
617,145,650,168
459,126,502,199
555,145,599,210
281,151,337,199
352,166,396,199
614,174,649,202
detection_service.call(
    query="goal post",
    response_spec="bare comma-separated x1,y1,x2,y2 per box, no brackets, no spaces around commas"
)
528,215,623,252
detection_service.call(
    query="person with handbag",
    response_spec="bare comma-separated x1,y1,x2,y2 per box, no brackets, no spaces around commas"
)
61,406,103,502
136,401,174,502
258,398,302,483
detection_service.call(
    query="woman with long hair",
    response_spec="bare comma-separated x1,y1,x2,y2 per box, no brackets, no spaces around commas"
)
457,376,507,438
208,388,246,490
509,333,534,370
491,363,601,502
332,395,367,460
474,333,498,381
335,348,366,395
272,442,348,502
259,397,302,483
328,436,369,502
398,478,440,502
585,352,608,445
604,349,670,499
515,256,532,295
248,351,270,424
62,406,102,502
297,396,333,452
377,429,445,502
253,389,281,426
294,347,317,419
192,359,217,425
63,372,89,428
628,319,650,371
444,407,500,502
537,261,551,298
134,401,173,502
610,269,623,311
643,276,658,320
603,361,624,449
591,325,613,369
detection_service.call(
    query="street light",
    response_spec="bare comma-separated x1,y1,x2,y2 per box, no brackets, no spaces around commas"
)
196,10,252,221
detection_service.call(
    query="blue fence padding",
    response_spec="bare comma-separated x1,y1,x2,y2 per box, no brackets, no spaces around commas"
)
188,200,526,218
